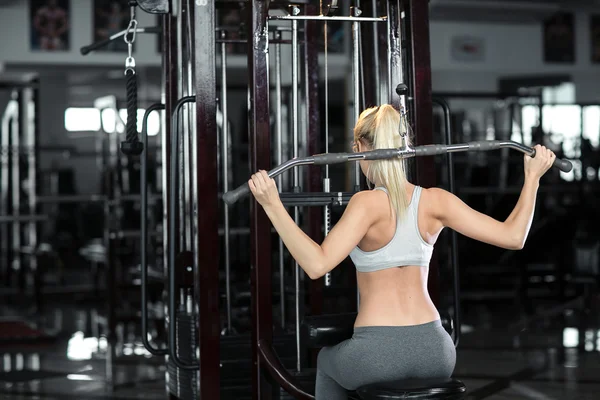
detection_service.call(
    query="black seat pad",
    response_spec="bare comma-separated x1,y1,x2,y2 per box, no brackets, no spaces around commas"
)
356,378,466,400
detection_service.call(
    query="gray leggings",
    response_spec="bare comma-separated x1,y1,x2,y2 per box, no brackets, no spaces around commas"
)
315,320,456,400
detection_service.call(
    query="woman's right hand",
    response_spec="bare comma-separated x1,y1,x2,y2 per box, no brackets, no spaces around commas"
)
524,144,555,181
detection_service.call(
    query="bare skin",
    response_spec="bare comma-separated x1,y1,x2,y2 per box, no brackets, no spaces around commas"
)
249,144,556,328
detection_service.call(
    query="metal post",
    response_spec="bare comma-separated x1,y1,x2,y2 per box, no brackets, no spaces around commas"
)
352,6,361,191
351,4,363,310
290,5,302,373
323,13,332,288
405,0,439,305
358,0,381,107
305,2,324,317
23,85,38,308
11,91,21,290
193,0,220,397
220,30,233,334
248,0,274,398
0,96,17,283
185,0,195,256
274,29,286,330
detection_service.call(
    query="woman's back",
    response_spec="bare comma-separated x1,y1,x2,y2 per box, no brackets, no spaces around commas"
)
352,184,442,327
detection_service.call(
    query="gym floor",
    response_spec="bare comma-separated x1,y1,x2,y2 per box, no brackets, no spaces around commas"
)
1,293,598,400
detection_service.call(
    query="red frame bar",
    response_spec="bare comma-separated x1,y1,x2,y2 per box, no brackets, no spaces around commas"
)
247,1,275,399
305,2,323,320
192,1,221,398
405,0,440,305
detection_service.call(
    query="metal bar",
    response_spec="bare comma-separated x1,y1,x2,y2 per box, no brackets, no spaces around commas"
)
220,30,233,334
80,27,161,55
281,192,355,207
0,215,48,223
290,6,302,373
21,86,38,293
269,15,386,22
161,11,177,283
1,97,17,282
305,4,325,315
216,38,296,44
322,6,332,288
37,195,108,204
248,0,274,397
11,91,21,286
432,97,461,348
352,9,361,191
194,0,221,393
371,0,381,104
140,103,167,356
169,95,198,370
223,140,572,205
186,0,196,262
274,29,286,330
358,0,378,107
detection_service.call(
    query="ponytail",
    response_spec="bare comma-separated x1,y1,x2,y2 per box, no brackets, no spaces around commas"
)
354,104,411,220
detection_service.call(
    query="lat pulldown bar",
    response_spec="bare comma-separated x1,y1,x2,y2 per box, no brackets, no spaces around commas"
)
222,141,572,206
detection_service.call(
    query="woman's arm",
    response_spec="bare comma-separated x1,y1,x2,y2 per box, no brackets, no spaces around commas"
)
431,145,555,250
249,170,376,280
263,191,376,279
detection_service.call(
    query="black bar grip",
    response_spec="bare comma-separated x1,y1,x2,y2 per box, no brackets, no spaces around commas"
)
363,148,400,160
80,37,113,55
552,158,572,173
467,140,502,151
414,144,448,156
223,182,250,205
313,153,350,165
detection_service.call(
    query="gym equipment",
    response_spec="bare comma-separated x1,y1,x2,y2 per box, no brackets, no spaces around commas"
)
223,139,572,205
79,26,160,55
140,103,167,356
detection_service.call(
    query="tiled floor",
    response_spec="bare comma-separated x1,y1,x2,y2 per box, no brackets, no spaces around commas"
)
0,291,598,399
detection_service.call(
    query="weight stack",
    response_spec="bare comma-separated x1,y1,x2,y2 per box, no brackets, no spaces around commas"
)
167,312,199,400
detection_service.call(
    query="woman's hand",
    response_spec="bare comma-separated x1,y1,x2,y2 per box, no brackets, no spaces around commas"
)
524,144,555,182
248,170,282,209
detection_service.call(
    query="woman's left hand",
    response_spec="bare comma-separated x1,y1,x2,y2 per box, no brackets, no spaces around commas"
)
248,170,281,209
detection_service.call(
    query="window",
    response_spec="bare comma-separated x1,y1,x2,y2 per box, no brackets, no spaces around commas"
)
65,107,160,136
64,108,101,132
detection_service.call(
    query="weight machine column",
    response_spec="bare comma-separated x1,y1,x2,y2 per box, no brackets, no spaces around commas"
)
192,0,221,398
161,10,179,400
404,0,439,305
248,0,275,399
305,2,324,317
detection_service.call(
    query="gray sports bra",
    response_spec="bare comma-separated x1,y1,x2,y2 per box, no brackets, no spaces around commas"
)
349,186,434,272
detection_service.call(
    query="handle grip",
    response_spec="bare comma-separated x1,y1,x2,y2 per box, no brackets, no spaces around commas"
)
223,182,250,205
552,157,572,173
414,144,448,156
530,148,572,173
363,148,400,160
80,37,113,55
313,153,350,165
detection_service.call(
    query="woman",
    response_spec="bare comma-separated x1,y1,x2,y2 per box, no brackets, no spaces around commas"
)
248,104,555,399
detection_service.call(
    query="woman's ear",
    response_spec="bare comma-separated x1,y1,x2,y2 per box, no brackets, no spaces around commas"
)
357,139,364,152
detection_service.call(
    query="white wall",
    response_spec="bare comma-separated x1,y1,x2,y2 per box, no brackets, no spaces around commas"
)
429,12,600,101
0,0,161,66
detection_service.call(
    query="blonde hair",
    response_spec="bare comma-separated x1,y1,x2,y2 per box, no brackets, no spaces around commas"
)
353,104,411,220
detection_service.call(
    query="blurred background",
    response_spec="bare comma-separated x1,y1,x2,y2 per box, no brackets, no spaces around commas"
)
0,0,599,399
